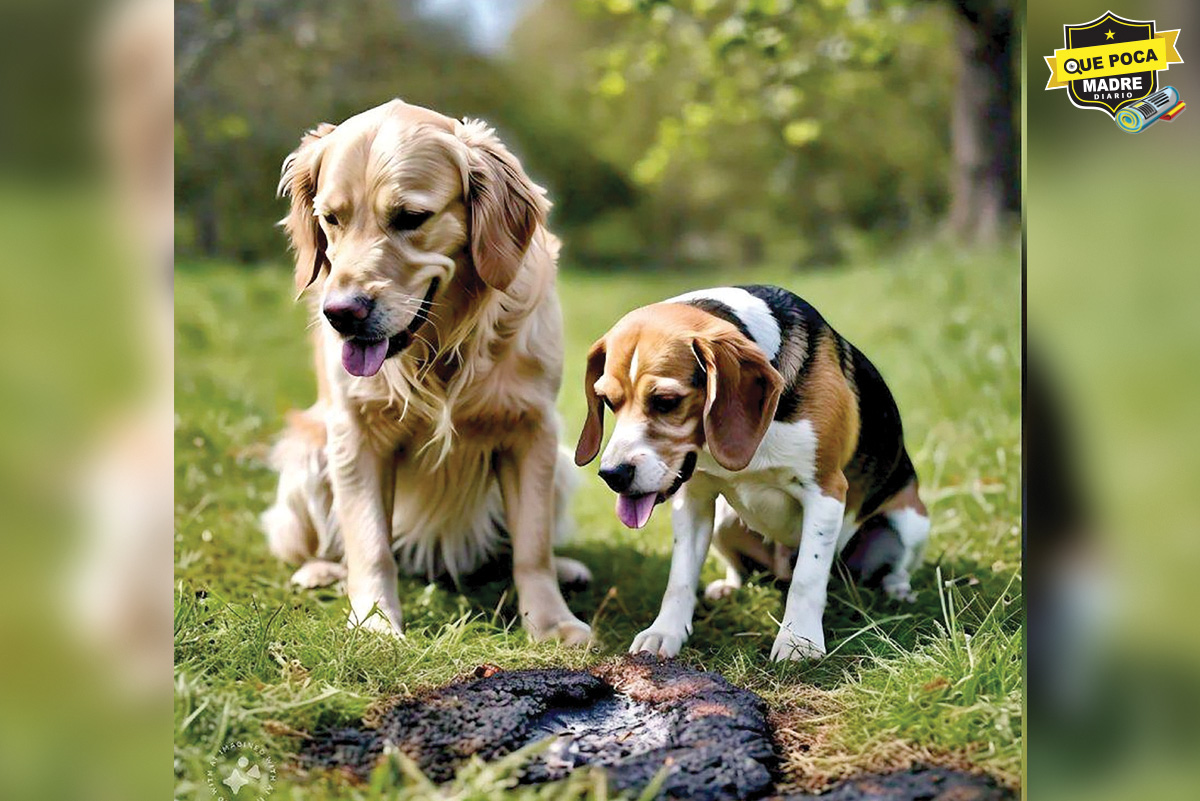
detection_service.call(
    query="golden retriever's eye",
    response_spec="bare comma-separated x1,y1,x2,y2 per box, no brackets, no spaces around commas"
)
650,394,682,414
323,212,339,227
390,208,433,232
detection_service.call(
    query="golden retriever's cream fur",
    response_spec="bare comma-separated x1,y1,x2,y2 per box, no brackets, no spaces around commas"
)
262,100,591,644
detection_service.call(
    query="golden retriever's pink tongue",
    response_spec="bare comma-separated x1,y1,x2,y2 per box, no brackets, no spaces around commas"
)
341,339,388,377
616,493,657,529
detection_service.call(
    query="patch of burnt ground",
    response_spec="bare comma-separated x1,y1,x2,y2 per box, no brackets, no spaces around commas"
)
775,766,1014,800
302,655,774,799
300,655,1014,800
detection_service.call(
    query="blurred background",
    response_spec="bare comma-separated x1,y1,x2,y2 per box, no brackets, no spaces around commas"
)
0,1,170,800
1027,1,1200,799
174,0,1018,269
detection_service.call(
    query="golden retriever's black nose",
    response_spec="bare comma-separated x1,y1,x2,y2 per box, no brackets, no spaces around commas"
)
599,464,635,493
323,294,374,334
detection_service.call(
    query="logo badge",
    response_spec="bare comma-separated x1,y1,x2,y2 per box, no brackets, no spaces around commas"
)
206,741,277,800
1045,11,1185,132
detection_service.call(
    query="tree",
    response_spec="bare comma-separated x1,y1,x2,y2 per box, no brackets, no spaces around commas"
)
945,0,1017,243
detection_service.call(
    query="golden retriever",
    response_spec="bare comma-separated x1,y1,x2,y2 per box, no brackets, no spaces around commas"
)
262,99,591,645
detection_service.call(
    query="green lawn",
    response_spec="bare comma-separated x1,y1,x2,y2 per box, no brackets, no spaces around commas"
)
174,246,1022,799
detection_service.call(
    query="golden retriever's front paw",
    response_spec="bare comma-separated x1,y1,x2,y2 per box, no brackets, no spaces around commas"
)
290,560,347,589
551,617,593,646
348,598,404,638
555,557,593,590
351,614,404,638
525,612,592,646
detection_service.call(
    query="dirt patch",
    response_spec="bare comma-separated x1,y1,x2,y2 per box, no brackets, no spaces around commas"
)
301,655,776,801
300,656,1014,800
774,766,1014,800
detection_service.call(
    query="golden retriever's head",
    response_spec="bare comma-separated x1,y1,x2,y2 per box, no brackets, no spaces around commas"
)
279,99,548,377
574,304,783,529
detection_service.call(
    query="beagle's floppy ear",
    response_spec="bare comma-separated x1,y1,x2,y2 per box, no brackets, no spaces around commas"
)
694,336,784,471
574,338,607,466
278,123,336,294
455,119,549,292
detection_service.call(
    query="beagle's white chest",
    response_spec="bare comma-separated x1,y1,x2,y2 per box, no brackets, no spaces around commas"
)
695,418,819,547
722,480,805,546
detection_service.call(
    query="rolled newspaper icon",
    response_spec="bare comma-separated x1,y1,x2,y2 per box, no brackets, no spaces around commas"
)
1116,86,1183,133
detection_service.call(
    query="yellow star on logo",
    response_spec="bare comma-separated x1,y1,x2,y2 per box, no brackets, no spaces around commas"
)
1105,30,1115,40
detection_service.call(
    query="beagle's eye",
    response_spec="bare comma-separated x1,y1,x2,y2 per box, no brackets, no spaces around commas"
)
649,394,682,414
323,212,339,227
390,208,433,232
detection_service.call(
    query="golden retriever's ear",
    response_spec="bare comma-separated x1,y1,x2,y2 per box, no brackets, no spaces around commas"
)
574,338,607,466
694,336,784,471
278,123,336,294
456,119,549,292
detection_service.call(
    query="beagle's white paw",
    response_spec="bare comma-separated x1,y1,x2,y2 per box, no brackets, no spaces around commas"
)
704,578,741,601
770,628,826,661
630,626,688,658
883,572,918,604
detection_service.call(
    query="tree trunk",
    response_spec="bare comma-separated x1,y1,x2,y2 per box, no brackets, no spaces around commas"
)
947,2,1017,244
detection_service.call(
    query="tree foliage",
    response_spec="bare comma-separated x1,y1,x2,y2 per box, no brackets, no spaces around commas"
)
569,0,962,264
174,0,632,262
174,0,1007,268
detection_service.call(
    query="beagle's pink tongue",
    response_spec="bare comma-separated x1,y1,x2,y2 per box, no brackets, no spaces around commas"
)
341,339,389,377
616,493,657,529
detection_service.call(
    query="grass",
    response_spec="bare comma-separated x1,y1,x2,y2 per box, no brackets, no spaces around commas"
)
174,244,1021,799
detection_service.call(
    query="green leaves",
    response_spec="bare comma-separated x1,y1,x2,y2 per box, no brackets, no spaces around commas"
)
783,118,821,146
579,0,958,260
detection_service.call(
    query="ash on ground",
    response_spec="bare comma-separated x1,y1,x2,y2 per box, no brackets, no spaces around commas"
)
302,655,776,801
300,655,1015,800
776,766,1015,800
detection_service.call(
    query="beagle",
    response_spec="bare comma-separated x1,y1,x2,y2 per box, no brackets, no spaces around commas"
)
574,285,929,660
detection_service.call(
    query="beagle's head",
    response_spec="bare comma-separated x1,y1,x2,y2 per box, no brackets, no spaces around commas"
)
574,304,784,529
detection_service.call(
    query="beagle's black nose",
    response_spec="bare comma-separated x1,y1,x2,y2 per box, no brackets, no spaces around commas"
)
599,463,635,493
323,294,374,334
